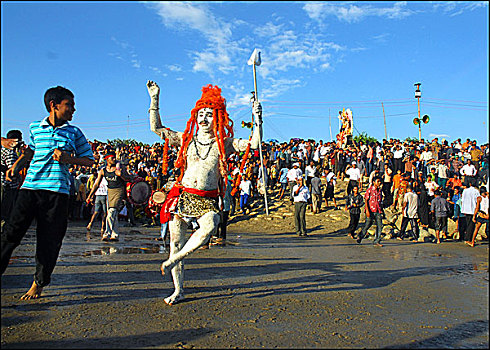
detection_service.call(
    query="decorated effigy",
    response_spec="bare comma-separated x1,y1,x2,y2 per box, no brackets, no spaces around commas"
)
336,108,353,148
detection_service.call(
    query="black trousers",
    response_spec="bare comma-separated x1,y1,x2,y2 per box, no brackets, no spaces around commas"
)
216,211,229,240
399,217,420,240
463,214,476,242
1,186,19,223
347,212,360,235
1,189,69,287
346,180,358,196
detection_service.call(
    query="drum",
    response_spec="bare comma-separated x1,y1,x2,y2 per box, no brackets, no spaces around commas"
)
126,177,151,206
151,190,167,205
147,190,166,217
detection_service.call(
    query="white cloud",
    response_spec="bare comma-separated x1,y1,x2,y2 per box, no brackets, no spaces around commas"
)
167,64,182,72
144,1,242,76
431,1,487,16
303,2,414,23
144,2,347,106
429,133,450,139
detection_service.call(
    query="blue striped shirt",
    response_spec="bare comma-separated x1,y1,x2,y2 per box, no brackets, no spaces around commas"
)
21,117,94,195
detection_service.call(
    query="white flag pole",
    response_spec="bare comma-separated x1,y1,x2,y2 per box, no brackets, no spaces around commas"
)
249,49,269,216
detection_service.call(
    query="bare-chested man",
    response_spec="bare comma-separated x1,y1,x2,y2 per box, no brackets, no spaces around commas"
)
146,80,262,305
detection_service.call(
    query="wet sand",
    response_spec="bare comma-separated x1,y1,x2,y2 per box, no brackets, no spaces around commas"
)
1,182,488,348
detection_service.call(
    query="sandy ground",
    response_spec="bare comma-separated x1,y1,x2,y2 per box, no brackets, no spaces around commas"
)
1,180,488,349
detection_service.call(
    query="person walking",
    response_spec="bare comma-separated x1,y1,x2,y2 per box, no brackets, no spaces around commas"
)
345,185,364,239
1,86,94,300
239,175,253,215
461,182,480,244
323,168,338,209
310,170,323,214
466,186,489,247
430,189,451,244
293,177,310,236
357,176,384,247
86,177,108,235
397,183,420,241
86,151,131,241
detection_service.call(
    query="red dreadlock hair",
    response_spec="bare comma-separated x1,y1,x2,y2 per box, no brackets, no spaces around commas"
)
173,84,234,186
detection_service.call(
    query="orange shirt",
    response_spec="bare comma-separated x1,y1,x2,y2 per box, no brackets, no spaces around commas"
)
392,174,402,189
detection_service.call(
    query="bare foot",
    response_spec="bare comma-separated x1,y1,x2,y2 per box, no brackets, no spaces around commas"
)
86,223,92,231
20,281,43,300
436,240,441,244
374,243,383,247
164,293,185,305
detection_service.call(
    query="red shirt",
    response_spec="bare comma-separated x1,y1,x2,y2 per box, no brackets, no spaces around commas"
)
365,185,383,213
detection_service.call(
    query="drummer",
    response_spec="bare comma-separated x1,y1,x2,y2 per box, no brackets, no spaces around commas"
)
86,151,131,241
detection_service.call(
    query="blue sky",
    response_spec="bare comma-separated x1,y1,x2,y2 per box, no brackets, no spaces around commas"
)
1,1,488,145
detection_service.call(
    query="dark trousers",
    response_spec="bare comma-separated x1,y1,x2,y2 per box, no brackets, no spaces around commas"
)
347,212,360,235
359,212,383,244
1,186,19,224
1,189,69,287
347,180,358,196
294,202,307,235
464,214,476,241
216,211,229,240
399,217,419,240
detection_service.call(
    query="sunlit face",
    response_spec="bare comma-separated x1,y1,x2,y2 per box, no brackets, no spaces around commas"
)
197,108,214,132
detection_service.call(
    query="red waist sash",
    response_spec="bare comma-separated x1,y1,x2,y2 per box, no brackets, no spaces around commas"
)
160,185,219,224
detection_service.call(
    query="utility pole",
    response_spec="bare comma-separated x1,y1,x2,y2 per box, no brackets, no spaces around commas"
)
329,108,332,141
127,115,129,140
381,102,387,140
414,83,422,141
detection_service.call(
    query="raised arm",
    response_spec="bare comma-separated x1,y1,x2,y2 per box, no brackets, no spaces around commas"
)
225,101,263,155
146,80,183,147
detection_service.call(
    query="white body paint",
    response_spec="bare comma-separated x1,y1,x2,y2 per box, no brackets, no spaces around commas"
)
147,80,262,304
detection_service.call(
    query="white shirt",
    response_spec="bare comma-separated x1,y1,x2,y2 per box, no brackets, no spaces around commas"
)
437,163,449,179
461,186,480,215
326,172,336,185
421,150,433,161
460,164,477,176
391,146,405,159
305,165,316,178
293,184,310,202
320,145,329,157
287,168,302,182
95,177,108,196
403,192,418,218
345,167,361,181
239,180,252,196
425,181,439,196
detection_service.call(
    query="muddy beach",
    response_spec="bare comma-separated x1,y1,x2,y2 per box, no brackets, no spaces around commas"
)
1,181,488,349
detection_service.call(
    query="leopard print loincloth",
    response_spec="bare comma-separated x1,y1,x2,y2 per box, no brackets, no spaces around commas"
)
175,190,219,218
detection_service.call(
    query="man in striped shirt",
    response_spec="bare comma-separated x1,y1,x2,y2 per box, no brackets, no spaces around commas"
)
1,86,94,300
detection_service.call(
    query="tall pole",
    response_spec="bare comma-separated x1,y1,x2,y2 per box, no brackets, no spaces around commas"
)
381,102,387,140
329,108,332,141
417,97,421,141
252,63,269,216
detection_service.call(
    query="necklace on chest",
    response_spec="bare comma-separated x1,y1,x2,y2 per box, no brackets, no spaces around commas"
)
192,136,215,160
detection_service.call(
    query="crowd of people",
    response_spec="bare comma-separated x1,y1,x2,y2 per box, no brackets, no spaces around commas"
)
3,130,488,248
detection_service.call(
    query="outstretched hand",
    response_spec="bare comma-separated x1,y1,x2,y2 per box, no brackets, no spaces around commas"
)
147,80,160,99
